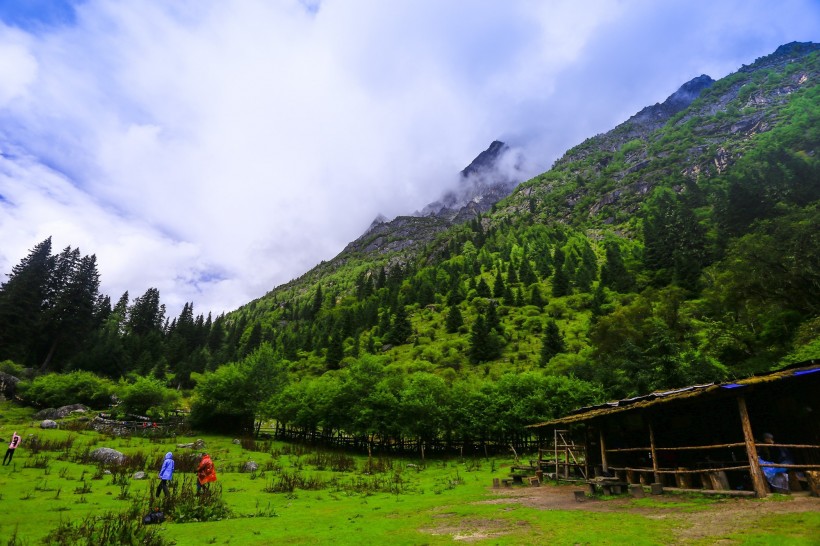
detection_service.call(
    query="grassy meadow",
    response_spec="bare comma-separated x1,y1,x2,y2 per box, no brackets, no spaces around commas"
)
1,401,818,545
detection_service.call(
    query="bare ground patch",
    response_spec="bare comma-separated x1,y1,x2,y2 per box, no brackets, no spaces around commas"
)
420,483,819,543
469,483,820,544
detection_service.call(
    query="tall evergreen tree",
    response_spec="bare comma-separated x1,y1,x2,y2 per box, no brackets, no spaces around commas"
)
492,268,506,299
540,320,566,366
551,248,570,297
468,314,502,363
518,256,537,286
600,241,633,292
476,276,491,297
445,305,463,333
385,304,412,345
0,238,53,364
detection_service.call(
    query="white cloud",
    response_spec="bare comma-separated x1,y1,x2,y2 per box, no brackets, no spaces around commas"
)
0,0,817,318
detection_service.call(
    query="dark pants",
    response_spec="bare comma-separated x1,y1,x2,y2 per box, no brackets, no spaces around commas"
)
196,481,210,494
3,448,15,465
156,479,170,497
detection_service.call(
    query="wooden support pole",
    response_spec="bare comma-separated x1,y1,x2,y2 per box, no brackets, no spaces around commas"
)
600,428,609,474
648,420,660,484
737,395,768,498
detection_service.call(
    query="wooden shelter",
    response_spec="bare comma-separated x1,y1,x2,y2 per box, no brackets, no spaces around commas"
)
527,360,820,497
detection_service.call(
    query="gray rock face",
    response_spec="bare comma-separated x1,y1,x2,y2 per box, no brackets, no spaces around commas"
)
40,420,58,429
91,447,125,465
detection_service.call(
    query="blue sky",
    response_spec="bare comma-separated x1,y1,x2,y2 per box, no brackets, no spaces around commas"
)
0,0,81,30
0,0,818,318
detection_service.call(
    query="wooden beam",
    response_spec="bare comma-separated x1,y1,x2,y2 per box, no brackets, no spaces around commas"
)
600,428,608,473
648,419,660,484
737,395,769,497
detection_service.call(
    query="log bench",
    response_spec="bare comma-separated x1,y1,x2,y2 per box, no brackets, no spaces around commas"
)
587,478,629,496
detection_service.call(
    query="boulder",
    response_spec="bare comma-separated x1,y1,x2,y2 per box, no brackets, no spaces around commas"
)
133,471,147,480
55,404,89,418
40,420,58,429
232,438,241,445
90,447,125,465
35,408,58,420
242,461,259,472
0,371,20,397
176,439,206,450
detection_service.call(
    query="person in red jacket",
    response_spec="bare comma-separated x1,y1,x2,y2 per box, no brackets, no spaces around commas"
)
3,431,21,465
196,453,217,494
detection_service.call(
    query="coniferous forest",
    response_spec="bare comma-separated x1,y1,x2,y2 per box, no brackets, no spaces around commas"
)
1,43,818,453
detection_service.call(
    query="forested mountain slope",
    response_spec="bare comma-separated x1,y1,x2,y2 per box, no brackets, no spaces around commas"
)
1,42,817,443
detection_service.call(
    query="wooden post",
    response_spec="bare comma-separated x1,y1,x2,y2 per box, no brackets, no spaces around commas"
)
648,419,660,484
582,424,590,479
599,428,608,474
737,395,768,497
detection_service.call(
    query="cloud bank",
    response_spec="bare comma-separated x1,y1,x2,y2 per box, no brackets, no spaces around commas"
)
0,0,817,317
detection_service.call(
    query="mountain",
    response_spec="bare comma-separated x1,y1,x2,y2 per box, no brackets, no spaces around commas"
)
340,140,525,259
243,41,818,382
6,43,818,444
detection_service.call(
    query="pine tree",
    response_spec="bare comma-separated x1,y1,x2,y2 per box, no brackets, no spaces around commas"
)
600,241,633,292
476,276,491,297
530,284,545,308
468,312,502,363
445,305,463,333
540,320,566,366
326,329,344,368
518,256,537,286
386,305,412,345
0,238,53,364
492,268,506,299
551,248,570,297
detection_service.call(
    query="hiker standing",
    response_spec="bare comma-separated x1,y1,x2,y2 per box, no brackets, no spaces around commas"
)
196,453,217,494
156,451,174,497
3,431,20,465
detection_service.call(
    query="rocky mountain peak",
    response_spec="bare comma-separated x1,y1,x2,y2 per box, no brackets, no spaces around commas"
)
417,140,524,221
629,74,715,128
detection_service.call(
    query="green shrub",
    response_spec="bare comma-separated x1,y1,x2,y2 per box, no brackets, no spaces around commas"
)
117,376,181,418
0,359,25,377
41,510,169,545
20,371,115,408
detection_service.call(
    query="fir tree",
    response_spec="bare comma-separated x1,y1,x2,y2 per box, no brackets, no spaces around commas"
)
540,320,566,366
476,276,492,297
551,248,570,297
530,284,545,308
0,238,53,364
445,305,463,333
385,305,412,345
518,256,538,286
600,241,633,292
493,268,506,299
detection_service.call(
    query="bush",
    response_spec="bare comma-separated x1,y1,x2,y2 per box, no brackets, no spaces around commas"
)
117,376,181,418
20,371,115,408
41,511,169,545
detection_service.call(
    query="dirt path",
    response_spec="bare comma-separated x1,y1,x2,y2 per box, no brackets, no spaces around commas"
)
476,484,820,544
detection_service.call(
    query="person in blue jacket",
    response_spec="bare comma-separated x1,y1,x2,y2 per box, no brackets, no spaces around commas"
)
156,452,174,497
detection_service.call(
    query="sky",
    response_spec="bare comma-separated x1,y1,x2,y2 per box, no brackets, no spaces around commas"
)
0,0,817,319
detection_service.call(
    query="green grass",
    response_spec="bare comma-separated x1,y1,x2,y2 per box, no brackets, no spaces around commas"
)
1,402,818,545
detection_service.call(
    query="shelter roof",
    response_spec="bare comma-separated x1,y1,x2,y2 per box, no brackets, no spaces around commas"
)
527,360,819,428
